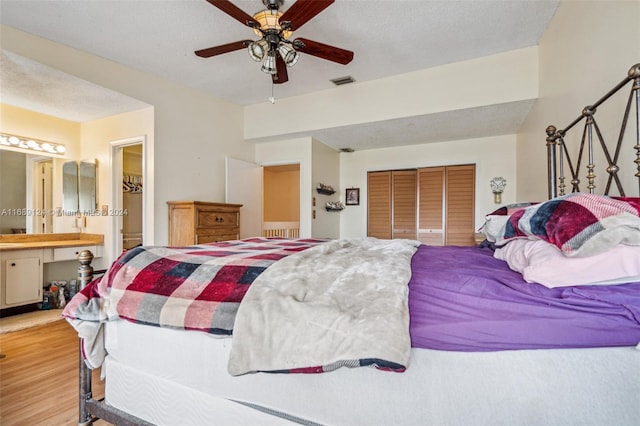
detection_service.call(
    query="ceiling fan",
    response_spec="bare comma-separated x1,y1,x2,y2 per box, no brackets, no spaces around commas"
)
195,0,354,84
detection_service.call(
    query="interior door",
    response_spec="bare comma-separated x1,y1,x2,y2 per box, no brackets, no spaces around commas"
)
392,170,417,239
418,167,445,245
225,157,263,238
367,171,392,239
445,164,476,246
33,159,53,233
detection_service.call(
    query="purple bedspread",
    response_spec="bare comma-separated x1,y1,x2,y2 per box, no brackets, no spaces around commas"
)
409,245,640,351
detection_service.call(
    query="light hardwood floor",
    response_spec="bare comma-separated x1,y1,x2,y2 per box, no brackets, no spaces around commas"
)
0,319,112,425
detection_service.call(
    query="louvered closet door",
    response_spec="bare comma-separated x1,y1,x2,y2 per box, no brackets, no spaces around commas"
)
417,167,445,245
367,171,392,239
445,165,475,246
392,170,417,239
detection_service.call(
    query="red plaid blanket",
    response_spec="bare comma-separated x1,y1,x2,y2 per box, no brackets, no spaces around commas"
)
63,238,327,335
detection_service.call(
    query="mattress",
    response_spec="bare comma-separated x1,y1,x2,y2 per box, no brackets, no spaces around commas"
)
103,320,640,426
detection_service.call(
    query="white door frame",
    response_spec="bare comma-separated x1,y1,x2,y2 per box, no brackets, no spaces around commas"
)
109,136,148,260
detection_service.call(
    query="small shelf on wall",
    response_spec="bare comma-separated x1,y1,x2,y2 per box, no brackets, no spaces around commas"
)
325,201,345,211
316,183,336,195
316,188,335,195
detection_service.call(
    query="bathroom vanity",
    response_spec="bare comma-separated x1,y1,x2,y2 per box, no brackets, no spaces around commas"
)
0,233,103,310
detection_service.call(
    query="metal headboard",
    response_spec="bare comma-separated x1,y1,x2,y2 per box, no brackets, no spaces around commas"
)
546,63,640,199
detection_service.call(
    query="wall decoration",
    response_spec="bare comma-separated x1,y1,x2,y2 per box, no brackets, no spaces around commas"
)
490,177,507,204
345,188,360,206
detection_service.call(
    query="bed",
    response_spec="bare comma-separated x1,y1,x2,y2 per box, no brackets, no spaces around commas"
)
64,63,640,426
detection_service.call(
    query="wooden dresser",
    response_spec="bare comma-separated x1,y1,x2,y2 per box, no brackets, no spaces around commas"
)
167,201,242,245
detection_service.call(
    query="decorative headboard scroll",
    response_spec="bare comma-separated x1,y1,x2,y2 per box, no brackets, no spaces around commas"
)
546,63,640,199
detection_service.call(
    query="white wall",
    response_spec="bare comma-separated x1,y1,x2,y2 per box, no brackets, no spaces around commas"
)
80,107,154,265
311,139,341,239
1,26,253,246
245,47,539,142
517,1,640,201
340,135,517,239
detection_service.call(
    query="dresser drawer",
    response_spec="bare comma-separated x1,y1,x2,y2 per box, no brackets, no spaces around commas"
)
196,211,239,228
196,232,239,244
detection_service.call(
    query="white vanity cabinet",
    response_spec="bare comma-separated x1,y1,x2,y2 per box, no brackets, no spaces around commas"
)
0,249,43,309
0,237,103,310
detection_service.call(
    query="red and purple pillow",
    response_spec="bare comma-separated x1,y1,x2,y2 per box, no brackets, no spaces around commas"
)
497,193,640,257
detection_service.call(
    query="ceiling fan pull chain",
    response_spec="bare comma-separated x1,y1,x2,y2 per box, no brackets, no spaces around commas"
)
269,82,276,104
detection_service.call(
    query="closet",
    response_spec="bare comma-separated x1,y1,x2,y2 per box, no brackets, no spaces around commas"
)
366,170,417,239
367,171,392,239
122,145,143,250
368,164,475,246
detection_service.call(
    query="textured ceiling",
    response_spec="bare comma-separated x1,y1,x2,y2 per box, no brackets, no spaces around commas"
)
0,50,149,122
0,0,558,150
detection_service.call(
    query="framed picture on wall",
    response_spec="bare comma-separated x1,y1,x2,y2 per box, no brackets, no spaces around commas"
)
345,188,360,205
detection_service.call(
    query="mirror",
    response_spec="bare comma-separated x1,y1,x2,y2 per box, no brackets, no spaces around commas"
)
0,149,27,234
0,149,58,234
62,160,97,214
79,161,97,213
62,161,79,214
0,149,97,234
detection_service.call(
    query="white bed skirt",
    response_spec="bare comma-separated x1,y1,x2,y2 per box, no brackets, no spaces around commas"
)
103,320,640,426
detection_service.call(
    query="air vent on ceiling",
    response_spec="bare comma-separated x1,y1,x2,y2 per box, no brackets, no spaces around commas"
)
340,147,355,153
331,76,355,86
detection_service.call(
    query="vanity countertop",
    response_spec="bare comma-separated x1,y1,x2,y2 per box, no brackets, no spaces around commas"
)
0,233,103,251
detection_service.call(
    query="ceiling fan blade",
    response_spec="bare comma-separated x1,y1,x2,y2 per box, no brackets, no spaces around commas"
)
195,40,252,58
279,0,334,31
293,38,354,65
273,54,289,84
204,0,258,27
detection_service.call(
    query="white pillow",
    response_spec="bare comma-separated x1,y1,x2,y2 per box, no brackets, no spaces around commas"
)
494,239,640,287
479,215,510,242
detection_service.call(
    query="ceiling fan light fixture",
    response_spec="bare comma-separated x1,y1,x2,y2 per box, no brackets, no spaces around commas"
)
248,39,268,61
261,51,277,75
196,0,353,85
277,43,299,67
252,10,292,39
